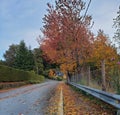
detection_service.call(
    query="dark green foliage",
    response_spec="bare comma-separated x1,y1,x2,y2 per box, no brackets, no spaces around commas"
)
57,77,62,81
42,70,49,77
42,61,59,78
14,40,35,71
26,71,44,84
110,65,120,94
0,60,6,66
33,48,44,74
0,65,44,82
3,44,19,67
3,41,35,71
14,40,28,70
33,48,59,77
43,60,59,70
3,40,59,78
27,49,35,70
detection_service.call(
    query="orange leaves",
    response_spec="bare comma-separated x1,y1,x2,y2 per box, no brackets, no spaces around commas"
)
62,83,115,115
46,84,61,115
46,83,115,115
63,85,79,115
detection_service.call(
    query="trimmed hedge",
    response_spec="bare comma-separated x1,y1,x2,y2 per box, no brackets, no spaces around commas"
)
0,65,44,82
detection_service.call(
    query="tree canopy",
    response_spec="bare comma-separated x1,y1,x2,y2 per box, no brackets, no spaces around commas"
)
40,0,93,73
4,44,19,67
14,40,35,71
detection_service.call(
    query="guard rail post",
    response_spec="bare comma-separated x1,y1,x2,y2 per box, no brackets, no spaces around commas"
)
117,110,120,115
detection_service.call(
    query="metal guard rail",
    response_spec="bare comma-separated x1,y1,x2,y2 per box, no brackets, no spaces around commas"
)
68,82,120,113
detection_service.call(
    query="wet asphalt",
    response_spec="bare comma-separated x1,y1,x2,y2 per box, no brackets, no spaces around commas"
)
0,80,59,115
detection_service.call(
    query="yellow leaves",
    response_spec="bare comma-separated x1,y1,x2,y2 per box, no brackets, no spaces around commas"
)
45,84,61,115
60,63,76,73
90,30,118,67
63,85,79,115
62,83,115,115
49,69,55,78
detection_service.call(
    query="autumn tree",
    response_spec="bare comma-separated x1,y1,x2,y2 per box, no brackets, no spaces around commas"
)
49,69,56,79
91,30,118,91
40,0,93,80
92,30,117,66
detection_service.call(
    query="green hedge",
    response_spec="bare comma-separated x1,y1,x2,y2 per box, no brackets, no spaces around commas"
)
0,65,44,82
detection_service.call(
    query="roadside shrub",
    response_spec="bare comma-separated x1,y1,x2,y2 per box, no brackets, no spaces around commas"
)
57,77,62,81
43,70,49,77
108,65,120,94
27,74,44,84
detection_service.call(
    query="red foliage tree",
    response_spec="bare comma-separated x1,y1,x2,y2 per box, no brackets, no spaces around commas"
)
39,0,93,74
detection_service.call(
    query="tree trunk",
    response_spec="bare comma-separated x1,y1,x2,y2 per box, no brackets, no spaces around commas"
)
36,66,38,74
67,71,71,83
87,66,91,86
101,59,106,91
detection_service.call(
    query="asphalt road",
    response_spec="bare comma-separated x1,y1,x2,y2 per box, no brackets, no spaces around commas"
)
0,80,59,115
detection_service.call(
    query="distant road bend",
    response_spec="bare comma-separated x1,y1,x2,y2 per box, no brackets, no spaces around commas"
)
0,80,59,115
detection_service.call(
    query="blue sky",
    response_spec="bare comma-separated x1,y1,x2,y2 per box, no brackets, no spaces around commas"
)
0,0,120,60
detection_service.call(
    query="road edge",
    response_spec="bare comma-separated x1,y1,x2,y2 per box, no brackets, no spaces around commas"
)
58,87,63,115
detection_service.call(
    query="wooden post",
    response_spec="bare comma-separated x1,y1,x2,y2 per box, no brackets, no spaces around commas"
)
75,69,78,83
87,66,91,86
75,73,77,82
117,110,120,115
66,71,69,83
73,72,75,82
101,59,106,91
36,66,38,74
71,73,73,82
73,71,75,82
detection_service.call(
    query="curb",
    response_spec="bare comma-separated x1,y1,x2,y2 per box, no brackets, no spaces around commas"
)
58,87,64,115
